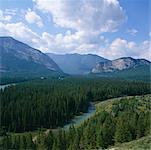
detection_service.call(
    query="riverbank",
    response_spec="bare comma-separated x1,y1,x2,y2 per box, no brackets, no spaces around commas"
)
32,102,96,142
5,94,150,144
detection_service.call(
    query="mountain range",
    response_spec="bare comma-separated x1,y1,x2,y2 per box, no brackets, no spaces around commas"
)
47,53,108,74
0,37,150,80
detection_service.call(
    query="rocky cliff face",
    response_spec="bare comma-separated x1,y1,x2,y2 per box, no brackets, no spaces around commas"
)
92,57,151,73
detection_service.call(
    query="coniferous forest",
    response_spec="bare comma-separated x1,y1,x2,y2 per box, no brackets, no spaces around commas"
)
0,77,151,150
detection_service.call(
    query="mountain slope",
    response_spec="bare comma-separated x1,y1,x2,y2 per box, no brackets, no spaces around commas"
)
47,53,108,74
91,57,151,82
0,37,62,77
92,57,150,73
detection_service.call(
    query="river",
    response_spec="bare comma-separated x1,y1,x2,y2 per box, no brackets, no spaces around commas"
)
1,82,97,141
63,103,96,129
0,83,96,129
33,102,96,142
0,83,96,127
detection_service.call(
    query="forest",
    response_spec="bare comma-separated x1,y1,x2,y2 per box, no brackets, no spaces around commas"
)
1,77,150,133
0,95,150,149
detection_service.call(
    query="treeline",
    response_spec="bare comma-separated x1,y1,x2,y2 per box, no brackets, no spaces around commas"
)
0,95,150,150
1,77,150,132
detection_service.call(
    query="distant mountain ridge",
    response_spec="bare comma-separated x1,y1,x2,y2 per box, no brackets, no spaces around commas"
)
92,57,151,73
1,36,150,80
0,37,62,76
47,53,108,74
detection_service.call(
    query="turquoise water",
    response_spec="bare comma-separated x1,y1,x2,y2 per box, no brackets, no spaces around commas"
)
0,83,96,131
63,103,96,129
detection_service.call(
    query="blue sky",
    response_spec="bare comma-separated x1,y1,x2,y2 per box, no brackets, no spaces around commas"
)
0,0,150,60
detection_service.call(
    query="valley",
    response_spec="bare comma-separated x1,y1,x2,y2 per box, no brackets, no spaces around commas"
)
0,37,151,149
0,0,150,149
1,93,150,149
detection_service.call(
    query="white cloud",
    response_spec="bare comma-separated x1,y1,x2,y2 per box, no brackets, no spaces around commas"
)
30,0,128,54
0,10,12,22
34,0,126,33
25,9,43,27
127,28,138,36
1,22,150,60
40,31,106,54
0,0,149,60
99,38,151,60
0,22,44,48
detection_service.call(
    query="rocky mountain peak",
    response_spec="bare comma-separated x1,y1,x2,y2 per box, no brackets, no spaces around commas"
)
0,37,62,74
92,57,151,73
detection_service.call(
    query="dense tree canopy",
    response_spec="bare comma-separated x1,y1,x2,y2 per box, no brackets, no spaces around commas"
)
1,77,150,133
1,95,150,150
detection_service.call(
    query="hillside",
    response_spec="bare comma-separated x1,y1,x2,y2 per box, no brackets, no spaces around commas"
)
0,37,62,78
92,57,150,73
91,62,150,82
109,136,151,150
110,65,150,81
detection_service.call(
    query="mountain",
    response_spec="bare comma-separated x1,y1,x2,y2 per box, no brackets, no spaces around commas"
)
92,57,150,73
91,57,151,82
0,37,62,77
47,53,108,74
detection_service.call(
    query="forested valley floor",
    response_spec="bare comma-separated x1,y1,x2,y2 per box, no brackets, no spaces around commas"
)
0,77,150,149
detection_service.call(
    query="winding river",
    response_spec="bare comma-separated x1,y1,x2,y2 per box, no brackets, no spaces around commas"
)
1,83,97,141
33,103,96,141
63,103,96,129
1,83,96,129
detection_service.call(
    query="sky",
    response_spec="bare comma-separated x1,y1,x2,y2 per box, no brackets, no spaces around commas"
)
0,0,150,60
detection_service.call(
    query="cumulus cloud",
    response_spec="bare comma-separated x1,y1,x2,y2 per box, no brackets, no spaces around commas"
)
31,0,126,54
0,20,106,53
0,22,150,60
1,0,125,54
127,28,138,36
34,0,126,33
25,9,43,27
0,0,149,60
40,31,107,53
0,10,12,22
99,38,151,60
0,22,44,47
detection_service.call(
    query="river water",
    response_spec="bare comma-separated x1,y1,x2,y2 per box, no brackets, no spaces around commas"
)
1,83,97,132
63,103,96,130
